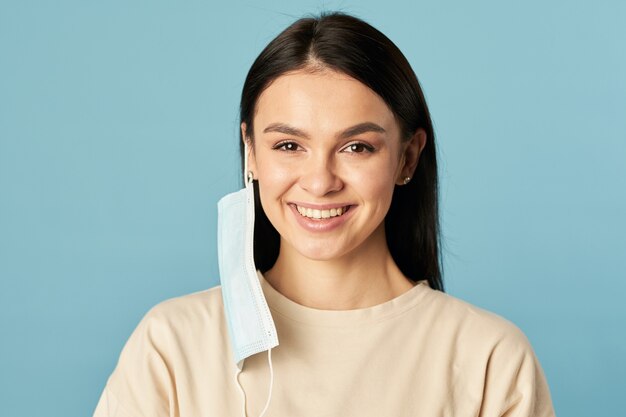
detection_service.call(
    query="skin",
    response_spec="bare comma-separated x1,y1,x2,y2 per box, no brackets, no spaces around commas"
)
243,68,426,310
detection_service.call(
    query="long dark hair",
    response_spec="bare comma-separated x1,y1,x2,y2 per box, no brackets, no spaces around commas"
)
239,12,443,291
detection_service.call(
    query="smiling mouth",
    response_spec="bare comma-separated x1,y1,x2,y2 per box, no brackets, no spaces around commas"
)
294,204,352,220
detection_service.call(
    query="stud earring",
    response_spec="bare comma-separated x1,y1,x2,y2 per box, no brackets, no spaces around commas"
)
403,176,411,185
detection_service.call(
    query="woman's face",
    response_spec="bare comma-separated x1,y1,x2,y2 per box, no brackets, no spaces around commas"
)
245,69,423,261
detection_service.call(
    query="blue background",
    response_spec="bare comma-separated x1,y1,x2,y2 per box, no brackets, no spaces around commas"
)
1,1,624,416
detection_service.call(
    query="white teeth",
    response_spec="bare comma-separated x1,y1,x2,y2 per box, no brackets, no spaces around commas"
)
295,205,348,219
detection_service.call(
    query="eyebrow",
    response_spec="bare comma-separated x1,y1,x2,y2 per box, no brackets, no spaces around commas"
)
262,122,386,140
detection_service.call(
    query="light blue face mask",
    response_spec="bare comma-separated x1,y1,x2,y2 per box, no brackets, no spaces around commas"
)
217,156,279,371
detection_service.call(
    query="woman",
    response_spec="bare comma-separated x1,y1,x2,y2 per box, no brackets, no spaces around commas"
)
94,12,555,417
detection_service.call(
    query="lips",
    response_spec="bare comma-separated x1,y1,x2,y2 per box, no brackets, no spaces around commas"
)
288,202,355,233
294,204,351,219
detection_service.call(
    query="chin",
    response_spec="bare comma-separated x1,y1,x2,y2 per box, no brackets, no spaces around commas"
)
294,243,339,261
286,236,355,262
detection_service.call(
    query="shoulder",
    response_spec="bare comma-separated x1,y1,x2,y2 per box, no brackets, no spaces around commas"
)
415,286,555,415
131,285,227,347
107,285,228,372
98,285,230,416
417,285,533,355
143,285,224,324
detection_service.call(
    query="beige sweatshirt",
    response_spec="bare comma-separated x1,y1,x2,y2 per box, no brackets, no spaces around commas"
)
94,276,555,417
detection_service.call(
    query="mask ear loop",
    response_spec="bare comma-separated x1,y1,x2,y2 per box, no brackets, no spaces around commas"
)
244,141,253,188
234,349,274,417
235,141,252,417
235,141,275,417
258,348,274,417
235,367,248,417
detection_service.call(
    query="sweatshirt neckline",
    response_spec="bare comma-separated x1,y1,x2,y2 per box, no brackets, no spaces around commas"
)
258,271,430,327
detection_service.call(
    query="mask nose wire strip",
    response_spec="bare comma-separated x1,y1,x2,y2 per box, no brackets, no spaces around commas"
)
234,348,275,417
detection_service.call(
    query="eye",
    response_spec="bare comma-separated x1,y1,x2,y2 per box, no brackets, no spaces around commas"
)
272,141,301,152
342,142,375,154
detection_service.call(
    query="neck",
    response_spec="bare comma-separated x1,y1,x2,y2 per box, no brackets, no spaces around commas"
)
264,226,414,310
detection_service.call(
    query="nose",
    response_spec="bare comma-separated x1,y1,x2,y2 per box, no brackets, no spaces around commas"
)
298,154,343,197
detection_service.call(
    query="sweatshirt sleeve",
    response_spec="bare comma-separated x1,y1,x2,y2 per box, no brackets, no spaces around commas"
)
479,326,555,417
92,307,175,417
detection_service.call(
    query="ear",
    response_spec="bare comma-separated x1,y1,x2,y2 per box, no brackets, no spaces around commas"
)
395,128,427,185
241,122,257,178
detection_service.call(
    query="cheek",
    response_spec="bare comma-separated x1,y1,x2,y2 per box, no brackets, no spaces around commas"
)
349,157,398,200
256,157,295,204
369,177,396,214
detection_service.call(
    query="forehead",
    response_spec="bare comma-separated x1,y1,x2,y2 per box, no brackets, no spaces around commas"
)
253,69,398,135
